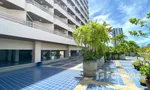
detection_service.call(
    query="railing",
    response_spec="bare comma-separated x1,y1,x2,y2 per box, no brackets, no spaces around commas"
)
54,30,68,38
54,15,68,25
68,12,75,19
0,11,73,39
55,0,67,12
26,0,53,16
73,0,87,23
67,1,76,11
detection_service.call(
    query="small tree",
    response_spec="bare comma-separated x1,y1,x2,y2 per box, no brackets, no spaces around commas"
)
127,40,139,55
73,21,110,60
129,12,150,37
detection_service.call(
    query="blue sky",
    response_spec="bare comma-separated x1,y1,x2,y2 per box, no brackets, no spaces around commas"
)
89,0,150,46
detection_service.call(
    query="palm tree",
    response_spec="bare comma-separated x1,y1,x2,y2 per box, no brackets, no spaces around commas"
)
73,21,110,60
112,33,127,59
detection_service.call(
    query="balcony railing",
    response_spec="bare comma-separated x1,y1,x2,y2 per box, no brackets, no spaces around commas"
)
55,0,67,12
68,12,75,19
0,11,73,39
26,0,53,16
54,15,68,25
54,30,68,38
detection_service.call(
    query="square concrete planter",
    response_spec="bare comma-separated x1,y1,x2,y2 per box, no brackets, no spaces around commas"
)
97,56,105,68
119,54,125,60
83,60,98,77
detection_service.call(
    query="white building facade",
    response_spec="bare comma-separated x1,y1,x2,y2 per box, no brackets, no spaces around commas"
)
0,0,89,69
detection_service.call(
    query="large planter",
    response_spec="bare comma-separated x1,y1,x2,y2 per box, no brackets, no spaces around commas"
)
146,78,150,90
114,54,118,60
100,56,105,67
119,54,125,60
83,60,98,77
97,56,105,68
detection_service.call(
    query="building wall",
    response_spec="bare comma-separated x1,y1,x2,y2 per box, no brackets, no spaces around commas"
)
0,38,33,50
0,0,88,67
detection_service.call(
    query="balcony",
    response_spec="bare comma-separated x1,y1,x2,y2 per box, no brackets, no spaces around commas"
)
54,15,68,30
1,0,25,10
45,0,54,7
68,13,80,26
68,25,76,32
73,0,87,24
54,0,68,17
26,0,53,16
0,11,72,40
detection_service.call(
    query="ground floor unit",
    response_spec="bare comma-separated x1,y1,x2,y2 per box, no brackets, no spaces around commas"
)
0,37,81,68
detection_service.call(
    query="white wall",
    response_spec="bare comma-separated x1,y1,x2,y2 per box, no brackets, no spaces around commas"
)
7,9,26,20
69,46,82,50
26,4,54,23
7,0,26,9
54,17,68,30
0,6,26,20
0,18,76,45
33,21,54,32
41,43,67,50
0,38,33,50
45,0,54,7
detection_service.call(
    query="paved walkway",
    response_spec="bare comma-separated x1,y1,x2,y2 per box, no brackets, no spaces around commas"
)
0,57,148,90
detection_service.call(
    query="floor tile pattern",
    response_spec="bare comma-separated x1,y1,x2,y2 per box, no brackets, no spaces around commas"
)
86,84,118,90
0,67,83,90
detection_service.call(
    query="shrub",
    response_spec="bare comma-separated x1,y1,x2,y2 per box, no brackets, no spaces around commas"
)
140,65,150,80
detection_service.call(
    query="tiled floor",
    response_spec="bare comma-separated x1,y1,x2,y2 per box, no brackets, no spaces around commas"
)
0,66,83,90
86,84,117,90
124,68,140,74
130,76,147,89
93,74,124,85
0,57,148,90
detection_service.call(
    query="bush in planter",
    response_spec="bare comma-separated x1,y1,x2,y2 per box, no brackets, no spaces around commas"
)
140,78,147,86
73,21,110,76
132,59,141,70
140,65,150,89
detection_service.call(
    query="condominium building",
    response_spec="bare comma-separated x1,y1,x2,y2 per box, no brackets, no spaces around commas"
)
0,0,89,69
112,28,123,47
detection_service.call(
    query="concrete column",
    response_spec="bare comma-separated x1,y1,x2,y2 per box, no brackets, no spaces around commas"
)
65,46,70,57
32,41,41,63
14,50,19,62
8,50,12,61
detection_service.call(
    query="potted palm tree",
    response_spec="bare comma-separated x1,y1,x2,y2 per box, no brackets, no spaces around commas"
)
73,21,109,76
140,65,150,90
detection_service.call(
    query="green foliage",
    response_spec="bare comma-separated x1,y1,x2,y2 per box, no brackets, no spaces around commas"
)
112,33,128,54
82,49,96,60
140,65,150,79
73,21,111,60
140,78,146,84
127,40,139,53
129,12,150,37
132,59,141,66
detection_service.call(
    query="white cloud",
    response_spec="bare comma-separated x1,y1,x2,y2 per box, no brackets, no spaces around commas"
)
136,37,150,44
89,8,101,16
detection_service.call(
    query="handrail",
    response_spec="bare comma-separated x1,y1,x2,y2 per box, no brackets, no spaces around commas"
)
26,0,53,16
0,11,72,39
68,12,75,19
54,15,68,25
55,0,67,12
